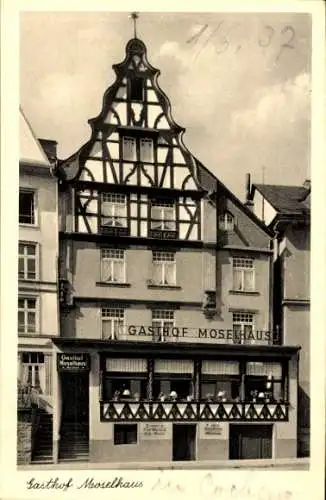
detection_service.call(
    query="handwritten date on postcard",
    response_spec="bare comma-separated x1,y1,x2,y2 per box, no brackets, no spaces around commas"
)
186,22,295,63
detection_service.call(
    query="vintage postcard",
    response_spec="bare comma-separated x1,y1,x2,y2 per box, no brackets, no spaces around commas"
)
1,1,325,499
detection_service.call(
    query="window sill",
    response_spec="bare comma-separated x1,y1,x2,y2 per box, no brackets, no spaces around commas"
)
96,282,131,288
147,284,181,290
19,223,39,229
229,290,260,296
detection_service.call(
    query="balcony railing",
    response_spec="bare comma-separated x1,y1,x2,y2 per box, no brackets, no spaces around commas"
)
100,400,289,422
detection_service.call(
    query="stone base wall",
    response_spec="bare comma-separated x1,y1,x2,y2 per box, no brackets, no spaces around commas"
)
17,409,32,465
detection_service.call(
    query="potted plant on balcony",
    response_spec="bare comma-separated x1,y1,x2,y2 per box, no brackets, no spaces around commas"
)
205,393,214,402
169,391,178,402
158,392,165,402
250,390,258,403
113,390,120,401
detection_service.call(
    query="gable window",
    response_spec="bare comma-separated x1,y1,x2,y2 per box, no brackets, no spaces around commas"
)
18,242,37,280
18,297,37,334
102,308,124,340
152,309,174,342
122,137,136,161
150,199,176,231
21,352,44,390
101,193,127,229
130,77,144,101
140,138,153,162
122,136,154,163
152,251,176,286
232,311,254,345
101,248,125,283
19,190,35,225
219,211,234,231
233,257,255,292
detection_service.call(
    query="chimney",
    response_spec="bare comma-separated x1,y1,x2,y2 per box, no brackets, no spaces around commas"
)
244,173,254,211
38,138,58,164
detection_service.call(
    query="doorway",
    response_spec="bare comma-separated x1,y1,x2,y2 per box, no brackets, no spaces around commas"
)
172,424,196,461
229,424,273,459
61,371,89,424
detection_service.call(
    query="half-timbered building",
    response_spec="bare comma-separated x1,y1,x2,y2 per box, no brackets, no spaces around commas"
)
53,36,300,463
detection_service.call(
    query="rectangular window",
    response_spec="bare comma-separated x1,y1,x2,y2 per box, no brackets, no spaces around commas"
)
153,359,193,401
150,199,176,231
140,138,153,162
102,308,124,340
122,136,136,161
101,193,127,228
232,311,254,345
103,358,147,401
233,257,255,292
101,248,125,283
18,297,37,334
19,190,35,225
130,77,144,100
152,309,174,342
152,251,176,286
114,424,137,445
21,352,44,389
18,242,37,280
245,361,284,402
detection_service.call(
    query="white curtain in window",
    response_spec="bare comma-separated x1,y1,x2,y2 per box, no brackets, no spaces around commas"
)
202,360,240,375
154,359,193,374
233,269,242,290
246,361,282,377
106,358,147,372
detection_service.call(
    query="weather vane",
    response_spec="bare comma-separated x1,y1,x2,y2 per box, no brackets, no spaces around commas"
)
129,12,139,39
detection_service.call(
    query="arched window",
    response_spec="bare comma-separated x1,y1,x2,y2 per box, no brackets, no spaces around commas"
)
219,211,234,231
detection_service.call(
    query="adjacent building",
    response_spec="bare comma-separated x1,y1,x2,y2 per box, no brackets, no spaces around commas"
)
249,180,310,457
51,37,301,463
18,108,58,463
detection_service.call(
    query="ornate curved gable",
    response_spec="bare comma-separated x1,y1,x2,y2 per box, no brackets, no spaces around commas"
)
59,38,201,192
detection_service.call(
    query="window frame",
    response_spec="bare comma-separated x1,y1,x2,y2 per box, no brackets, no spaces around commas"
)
19,189,37,226
152,251,176,286
100,248,126,283
99,192,129,235
149,198,177,238
21,352,45,389
151,309,175,342
232,257,255,292
18,296,38,334
219,211,234,231
18,241,38,281
232,311,255,345
114,423,138,445
101,307,125,340
121,135,154,163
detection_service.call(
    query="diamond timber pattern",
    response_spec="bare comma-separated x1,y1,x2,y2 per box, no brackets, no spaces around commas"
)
101,401,288,422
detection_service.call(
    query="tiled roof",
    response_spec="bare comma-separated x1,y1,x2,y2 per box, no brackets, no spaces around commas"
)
253,184,310,216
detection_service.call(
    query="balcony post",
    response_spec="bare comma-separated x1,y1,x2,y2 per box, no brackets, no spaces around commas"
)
194,360,200,400
147,359,153,401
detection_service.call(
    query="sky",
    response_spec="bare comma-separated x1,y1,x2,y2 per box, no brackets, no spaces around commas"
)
20,11,312,201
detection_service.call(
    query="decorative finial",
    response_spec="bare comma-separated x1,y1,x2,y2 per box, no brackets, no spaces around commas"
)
129,12,139,39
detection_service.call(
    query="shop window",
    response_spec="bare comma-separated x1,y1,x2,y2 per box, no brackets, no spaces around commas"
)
114,424,138,445
200,376,240,402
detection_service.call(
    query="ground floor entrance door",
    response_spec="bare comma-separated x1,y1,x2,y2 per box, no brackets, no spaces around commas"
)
229,424,273,459
61,372,89,424
172,424,196,461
